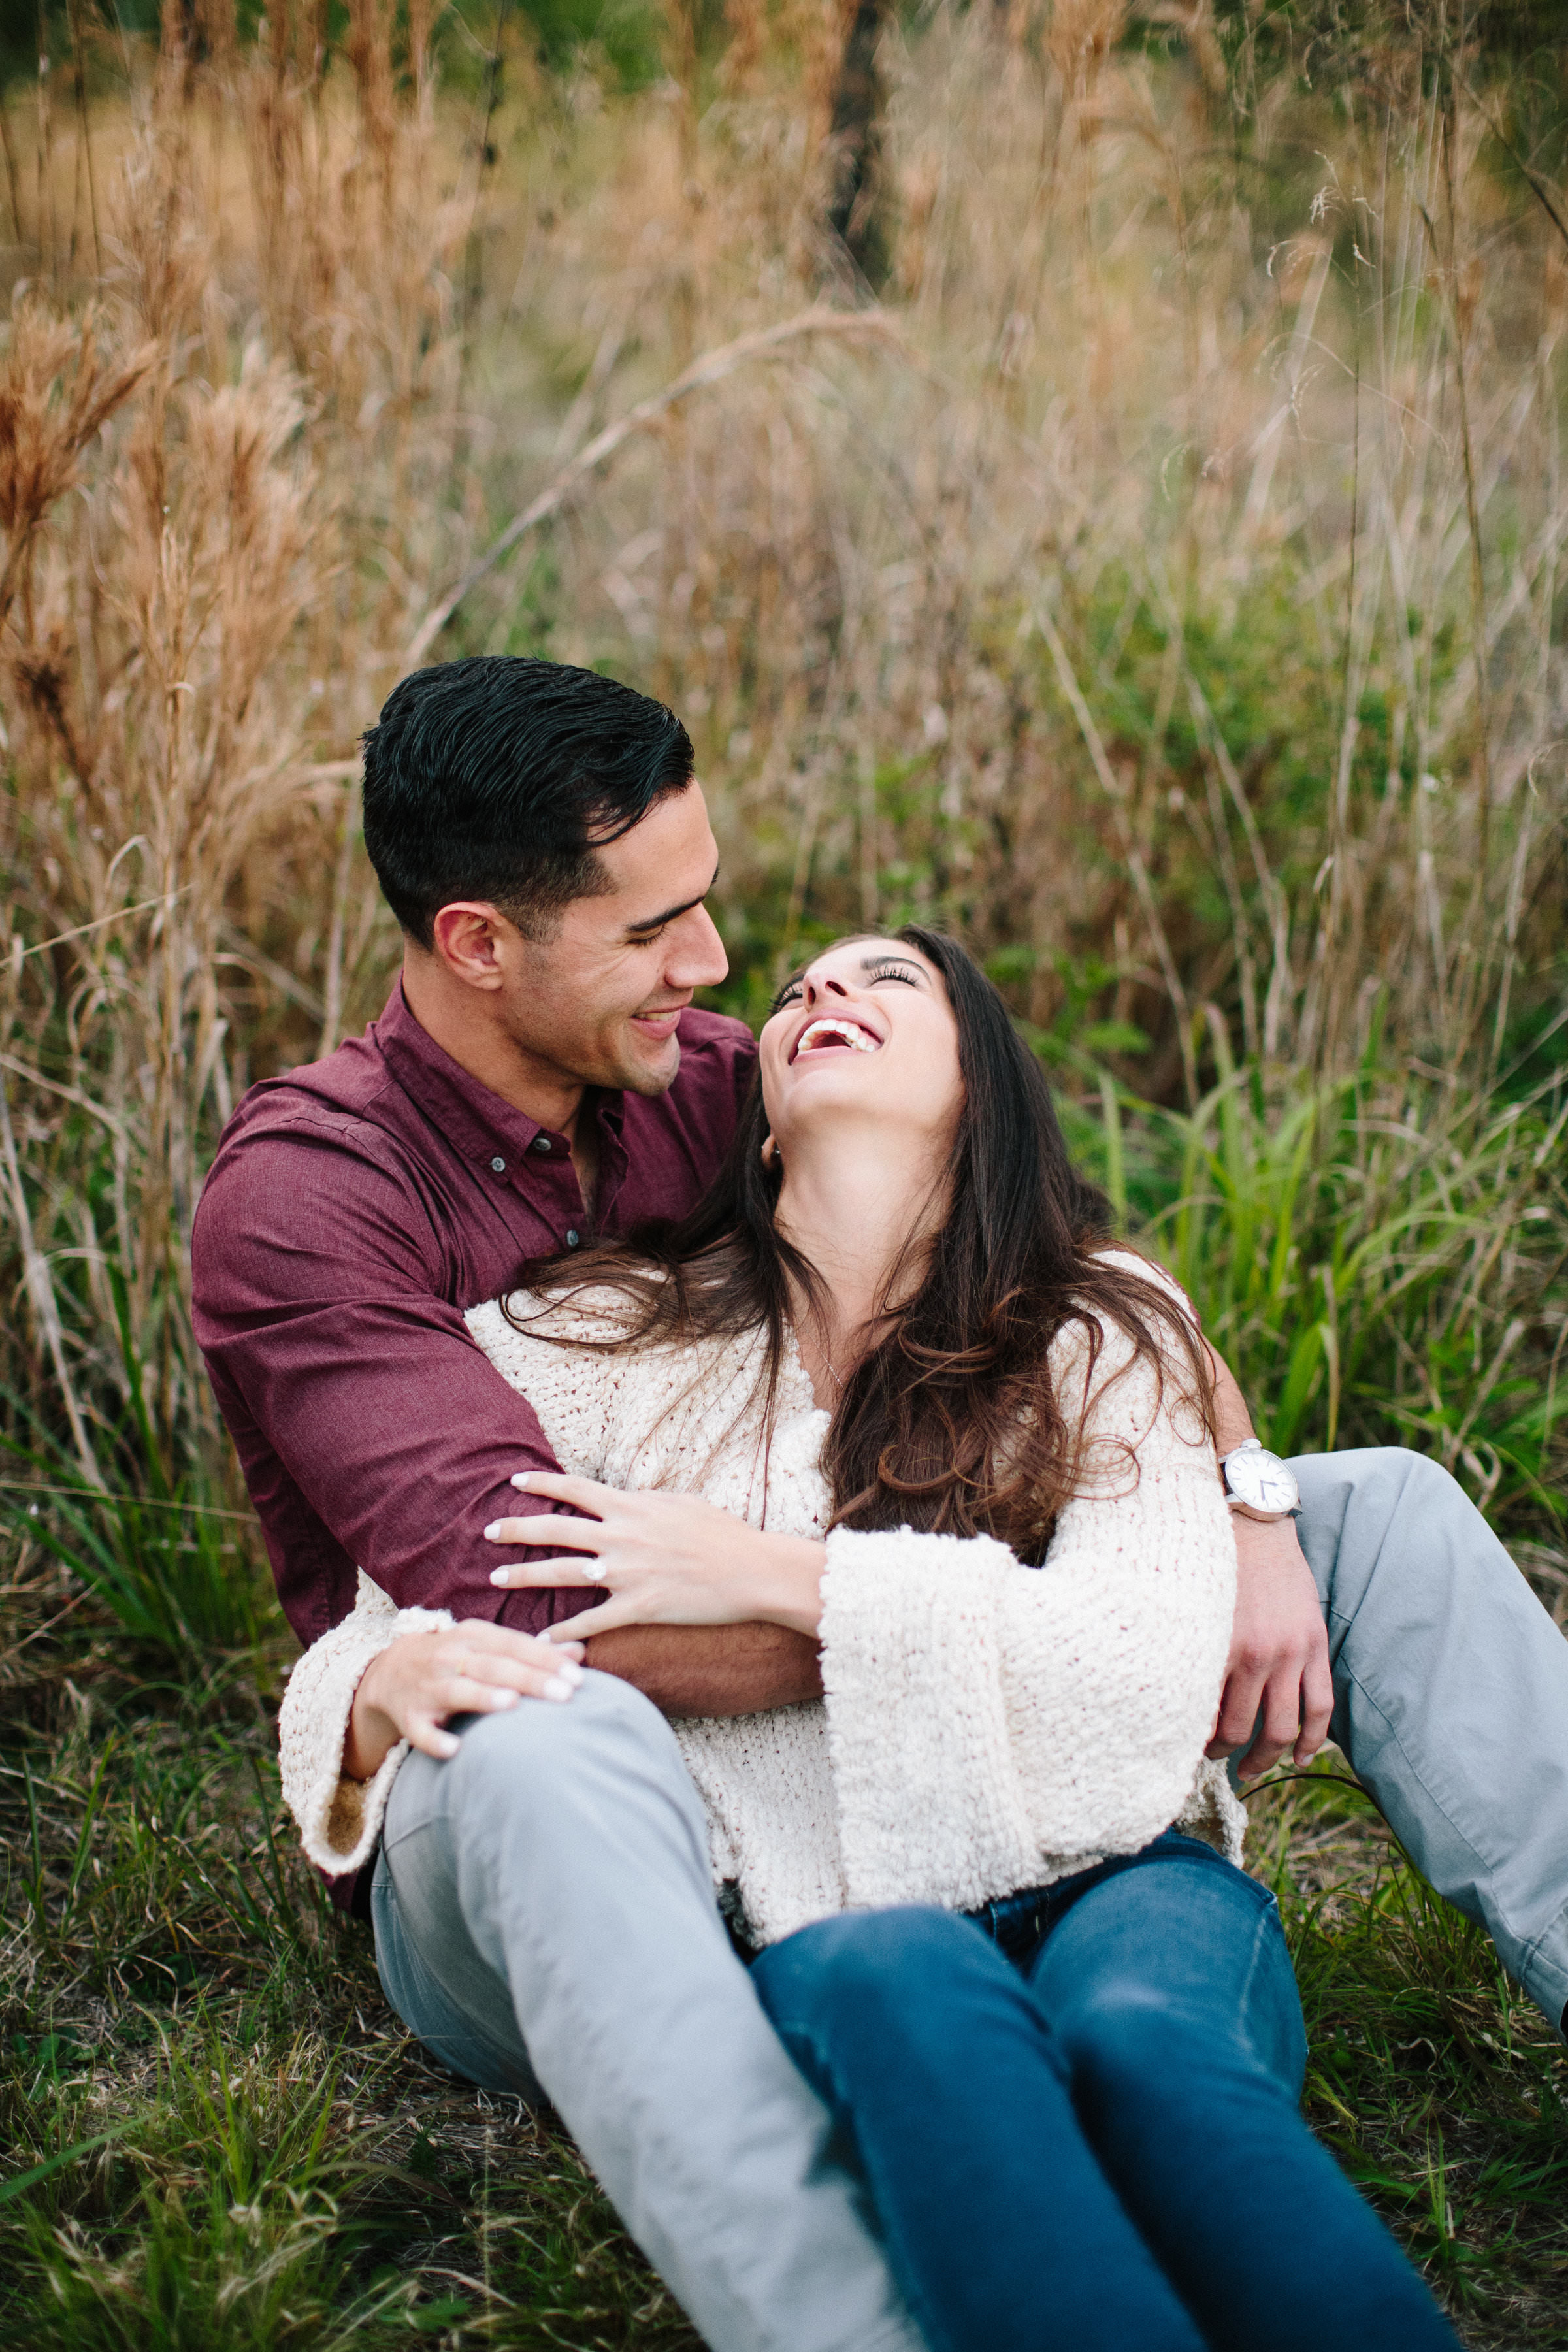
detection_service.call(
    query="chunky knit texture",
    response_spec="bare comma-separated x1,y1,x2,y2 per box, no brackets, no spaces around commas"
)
278,1254,1244,1939
278,1577,453,1876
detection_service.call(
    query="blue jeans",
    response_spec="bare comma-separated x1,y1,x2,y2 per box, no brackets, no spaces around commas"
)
752,1835,1459,2352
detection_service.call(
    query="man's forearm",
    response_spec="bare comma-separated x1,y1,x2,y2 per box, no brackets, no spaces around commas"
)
1209,1349,1256,1456
583,1622,823,1716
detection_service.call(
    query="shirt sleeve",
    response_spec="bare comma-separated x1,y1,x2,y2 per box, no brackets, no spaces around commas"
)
191,1116,598,1640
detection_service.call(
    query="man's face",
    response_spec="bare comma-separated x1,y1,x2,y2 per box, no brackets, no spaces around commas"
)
496,782,728,1097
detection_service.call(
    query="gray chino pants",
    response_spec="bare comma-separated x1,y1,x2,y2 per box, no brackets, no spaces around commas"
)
1290,1448,1568,2026
374,1665,922,2352
372,1447,1568,2352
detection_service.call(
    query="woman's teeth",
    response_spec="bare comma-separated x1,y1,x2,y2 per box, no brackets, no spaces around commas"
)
797,1018,877,1054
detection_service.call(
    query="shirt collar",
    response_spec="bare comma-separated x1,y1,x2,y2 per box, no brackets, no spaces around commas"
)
374,981,623,1168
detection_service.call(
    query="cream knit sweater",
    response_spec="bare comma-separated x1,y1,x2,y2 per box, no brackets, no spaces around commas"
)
278,1253,1245,1945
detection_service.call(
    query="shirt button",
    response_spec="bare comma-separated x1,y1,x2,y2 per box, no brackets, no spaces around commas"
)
532,1135,551,1155
490,1156,506,1173
566,1229,580,1249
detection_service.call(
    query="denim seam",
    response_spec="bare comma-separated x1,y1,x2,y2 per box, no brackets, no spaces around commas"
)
1234,1906,1271,2063
1232,1900,1305,2091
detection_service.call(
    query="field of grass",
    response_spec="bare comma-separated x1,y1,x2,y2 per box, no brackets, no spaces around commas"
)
5,1644,1568,2348
3,0,1568,2342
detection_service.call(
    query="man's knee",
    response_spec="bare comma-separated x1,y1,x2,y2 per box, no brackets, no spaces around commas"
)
472,1661,666,1749
449,1665,672,1789
1351,1445,1462,1512
1296,1443,1460,1529
1294,1445,1483,1619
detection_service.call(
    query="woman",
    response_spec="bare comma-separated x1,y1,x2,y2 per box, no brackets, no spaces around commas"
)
281,926,1455,2352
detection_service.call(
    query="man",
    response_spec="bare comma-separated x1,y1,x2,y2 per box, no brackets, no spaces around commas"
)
193,656,1568,2352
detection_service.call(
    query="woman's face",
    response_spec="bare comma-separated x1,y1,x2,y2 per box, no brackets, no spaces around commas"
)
758,936,963,1164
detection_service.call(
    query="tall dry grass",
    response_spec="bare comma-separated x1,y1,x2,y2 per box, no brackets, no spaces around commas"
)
0,6,478,1516
0,0,1562,1629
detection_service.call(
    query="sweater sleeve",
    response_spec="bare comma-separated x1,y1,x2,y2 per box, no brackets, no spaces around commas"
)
278,1572,453,1881
817,1316,1237,1914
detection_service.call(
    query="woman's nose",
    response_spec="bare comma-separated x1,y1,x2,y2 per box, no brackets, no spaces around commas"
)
804,972,851,1006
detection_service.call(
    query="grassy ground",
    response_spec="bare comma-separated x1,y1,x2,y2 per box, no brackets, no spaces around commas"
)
0,1625,700,2351
3,1582,1567,2350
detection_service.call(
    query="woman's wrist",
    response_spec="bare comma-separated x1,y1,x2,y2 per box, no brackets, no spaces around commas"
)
751,1530,828,1638
343,1648,401,1782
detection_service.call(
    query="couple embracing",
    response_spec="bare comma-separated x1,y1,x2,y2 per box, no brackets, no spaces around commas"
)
193,656,1567,2352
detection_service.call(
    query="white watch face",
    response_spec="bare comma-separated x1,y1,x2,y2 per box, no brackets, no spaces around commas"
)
1226,1447,1298,1514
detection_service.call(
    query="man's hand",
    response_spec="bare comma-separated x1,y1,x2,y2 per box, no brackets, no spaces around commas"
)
1209,1514,1333,1779
1205,1344,1333,1779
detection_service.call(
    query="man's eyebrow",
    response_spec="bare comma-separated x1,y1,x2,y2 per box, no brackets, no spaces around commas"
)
623,859,721,936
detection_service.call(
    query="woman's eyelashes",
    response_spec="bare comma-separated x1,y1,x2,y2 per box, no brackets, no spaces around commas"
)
771,960,923,1016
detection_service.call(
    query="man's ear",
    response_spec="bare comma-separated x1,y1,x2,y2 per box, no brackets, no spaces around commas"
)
429,902,512,991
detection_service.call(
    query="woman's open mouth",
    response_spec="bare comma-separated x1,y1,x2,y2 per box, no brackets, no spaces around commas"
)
791,1016,882,1062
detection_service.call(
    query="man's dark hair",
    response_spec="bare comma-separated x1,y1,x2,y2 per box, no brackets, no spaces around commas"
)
361,656,694,947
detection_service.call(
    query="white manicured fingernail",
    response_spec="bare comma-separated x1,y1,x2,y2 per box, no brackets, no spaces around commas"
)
511,1473,534,1490
435,1734,459,1758
493,1689,518,1708
484,1521,503,1539
489,1567,512,1586
543,1674,576,1703
555,1659,585,1686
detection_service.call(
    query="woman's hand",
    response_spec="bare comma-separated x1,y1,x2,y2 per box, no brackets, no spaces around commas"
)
345,1622,587,1779
484,1471,828,1645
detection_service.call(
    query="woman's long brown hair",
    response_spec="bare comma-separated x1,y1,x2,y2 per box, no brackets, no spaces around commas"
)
504,926,1215,1563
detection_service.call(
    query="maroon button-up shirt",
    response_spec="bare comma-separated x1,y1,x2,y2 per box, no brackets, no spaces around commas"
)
191,983,757,1650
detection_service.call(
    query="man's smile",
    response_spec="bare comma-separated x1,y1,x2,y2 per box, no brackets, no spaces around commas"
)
630,1005,688,1042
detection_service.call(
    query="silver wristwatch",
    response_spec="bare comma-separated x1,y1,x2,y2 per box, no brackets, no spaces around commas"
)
1219,1437,1301,1522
